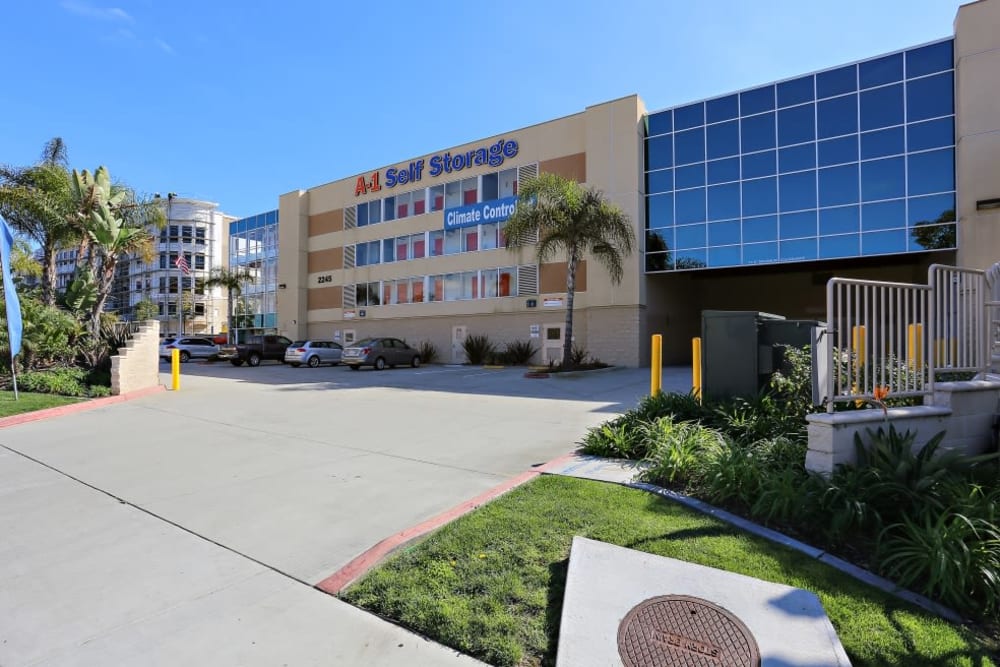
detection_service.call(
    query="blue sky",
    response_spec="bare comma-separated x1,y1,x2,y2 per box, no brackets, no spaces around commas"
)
0,1,963,219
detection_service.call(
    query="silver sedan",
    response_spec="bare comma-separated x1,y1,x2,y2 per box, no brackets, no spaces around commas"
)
284,340,343,367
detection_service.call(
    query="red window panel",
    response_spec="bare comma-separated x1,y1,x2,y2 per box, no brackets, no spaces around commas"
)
397,283,409,304
434,194,444,210
413,239,425,258
466,231,478,252
433,279,443,301
397,202,408,218
383,284,392,305
463,189,478,205
413,199,425,215
499,272,511,297
513,181,518,195
397,241,408,260
412,281,424,302
433,237,443,256
472,277,479,299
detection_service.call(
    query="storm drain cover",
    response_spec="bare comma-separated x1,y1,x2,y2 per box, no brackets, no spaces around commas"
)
617,595,760,666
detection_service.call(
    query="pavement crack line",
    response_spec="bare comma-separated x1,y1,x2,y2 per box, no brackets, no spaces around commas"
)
0,442,316,591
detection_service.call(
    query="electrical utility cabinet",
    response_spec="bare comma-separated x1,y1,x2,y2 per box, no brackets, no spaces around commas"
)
701,310,821,401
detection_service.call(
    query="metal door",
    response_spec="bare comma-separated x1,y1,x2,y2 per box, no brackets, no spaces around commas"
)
452,325,467,364
541,324,564,366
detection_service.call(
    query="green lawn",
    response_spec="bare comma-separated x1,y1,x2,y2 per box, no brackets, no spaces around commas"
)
343,475,998,667
0,391,82,418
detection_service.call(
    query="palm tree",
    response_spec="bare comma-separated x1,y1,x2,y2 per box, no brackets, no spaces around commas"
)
204,267,255,344
0,138,78,305
503,173,634,368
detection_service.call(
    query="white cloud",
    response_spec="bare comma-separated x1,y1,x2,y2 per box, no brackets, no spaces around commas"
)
154,38,175,55
60,0,134,23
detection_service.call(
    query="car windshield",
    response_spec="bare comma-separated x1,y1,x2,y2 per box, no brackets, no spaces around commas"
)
352,338,378,348
290,341,306,347
162,338,176,345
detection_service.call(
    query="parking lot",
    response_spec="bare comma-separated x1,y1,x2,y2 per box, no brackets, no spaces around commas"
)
1,359,691,665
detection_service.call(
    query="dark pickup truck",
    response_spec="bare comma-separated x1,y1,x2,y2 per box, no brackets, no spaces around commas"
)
218,335,293,367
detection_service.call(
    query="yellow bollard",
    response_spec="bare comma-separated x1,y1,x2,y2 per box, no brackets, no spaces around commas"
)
650,334,662,396
692,337,702,401
851,325,866,365
907,323,924,369
171,348,180,391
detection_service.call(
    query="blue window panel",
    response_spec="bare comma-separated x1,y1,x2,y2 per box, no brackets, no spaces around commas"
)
707,157,740,184
708,220,741,245
820,234,860,258
780,238,817,261
674,128,705,165
482,172,499,200
742,177,777,217
706,120,739,159
708,183,740,221
820,206,860,235
779,171,817,211
740,86,775,115
780,211,817,239
674,248,708,269
779,144,816,173
674,103,705,130
861,127,905,160
862,229,907,255
743,216,777,243
860,83,904,131
907,148,954,196
646,169,673,195
369,199,381,224
860,52,904,89
744,241,778,264
675,188,706,224
907,117,954,152
741,113,776,153
907,72,954,122
817,95,858,138
906,40,953,79
382,238,395,263
356,202,369,227
645,252,672,272
742,151,776,179
706,95,738,123
861,199,906,231
861,157,905,201
817,65,857,98
675,223,707,250
647,111,672,136
818,136,858,167
355,243,368,266
266,210,277,224
646,193,674,229
908,193,955,227
708,245,742,267
646,135,673,170
646,229,672,252
777,103,815,146
909,223,956,251
383,196,395,221
777,76,814,108
675,164,705,190
819,164,860,206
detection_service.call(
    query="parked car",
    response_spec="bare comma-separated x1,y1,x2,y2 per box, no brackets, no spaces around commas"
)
341,337,421,370
285,340,343,367
159,337,220,363
218,334,293,367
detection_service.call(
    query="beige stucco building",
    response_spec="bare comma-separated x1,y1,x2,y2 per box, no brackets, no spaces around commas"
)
274,0,999,367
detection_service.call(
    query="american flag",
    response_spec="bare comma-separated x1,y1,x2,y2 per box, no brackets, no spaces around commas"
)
174,254,191,275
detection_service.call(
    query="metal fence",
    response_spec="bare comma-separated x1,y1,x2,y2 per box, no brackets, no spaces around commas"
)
825,263,990,411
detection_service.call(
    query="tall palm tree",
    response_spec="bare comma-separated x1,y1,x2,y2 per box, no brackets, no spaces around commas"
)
0,138,78,305
503,173,635,368
204,267,255,344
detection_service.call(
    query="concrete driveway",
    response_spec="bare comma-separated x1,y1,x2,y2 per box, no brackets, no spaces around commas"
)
0,362,692,665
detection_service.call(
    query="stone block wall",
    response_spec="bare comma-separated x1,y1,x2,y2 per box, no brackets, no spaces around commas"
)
110,320,161,395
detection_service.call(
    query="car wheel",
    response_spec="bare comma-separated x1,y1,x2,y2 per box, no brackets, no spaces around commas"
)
248,353,261,367
307,355,320,368
411,356,421,368
290,362,301,368
230,360,244,367
374,357,386,371
349,365,360,371
179,350,191,363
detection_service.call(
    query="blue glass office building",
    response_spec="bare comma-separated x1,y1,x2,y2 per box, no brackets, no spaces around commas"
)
644,39,956,273
228,210,279,340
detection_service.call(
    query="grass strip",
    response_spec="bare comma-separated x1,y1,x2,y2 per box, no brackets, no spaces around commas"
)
0,391,82,418
343,475,998,667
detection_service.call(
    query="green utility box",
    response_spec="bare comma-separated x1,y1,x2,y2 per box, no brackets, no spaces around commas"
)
701,310,820,400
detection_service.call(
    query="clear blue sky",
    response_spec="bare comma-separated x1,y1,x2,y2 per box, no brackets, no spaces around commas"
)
0,1,964,219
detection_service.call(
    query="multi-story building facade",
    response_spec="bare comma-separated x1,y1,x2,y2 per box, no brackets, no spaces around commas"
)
271,0,998,365
227,210,279,342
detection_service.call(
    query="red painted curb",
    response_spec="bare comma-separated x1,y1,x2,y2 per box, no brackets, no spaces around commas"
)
314,451,579,595
0,384,167,429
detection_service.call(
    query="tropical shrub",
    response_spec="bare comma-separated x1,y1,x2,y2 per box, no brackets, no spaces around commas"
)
462,334,495,365
493,340,536,366
417,340,439,365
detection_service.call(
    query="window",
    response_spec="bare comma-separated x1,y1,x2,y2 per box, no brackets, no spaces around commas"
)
482,172,499,201
395,280,410,304
444,273,461,301
862,199,906,231
647,136,673,170
708,220,740,245
907,148,954,195
743,216,777,243
860,84,904,130
462,177,478,205
907,118,954,152
906,41,953,79
778,104,815,146
648,110,672,135
647,169,673,193
429,230,444,256
860,53,903,89
676,223,706,250
499,169,517,198
740,113,776,152
819,164,860,207
411,233,426,259
780,211,817,239
742,151,776,179
674,103,704,130
182,226,193,242
481,268,498,298
647,194,673,229
498,267,516,296
906,72,953,122
777,76,814,108
861,157,905,201
675,128,705,165
445,228,462,254
818,136,857,167
396,236,409,261
194,254,205,270
369,199,381,224
445,181,461,208
464,227,479,252
383,282,393,305
395,191,410,219
195,228,206,245
778,144,815,173
676,188,706,224
675,164,705,189
817,65,856,98
707,183,740,221
820,206,860,235
861,127,905,160
706,95,738,123
779,171,817,211
382,238,395,263
707,158,739,184
411,277,426,303
357,201,369,226
412,190,426,215
740,86,775,115
817,95,858,138
742,177,777,216
383,196,395,221
706,121,739,160
430,185,444,211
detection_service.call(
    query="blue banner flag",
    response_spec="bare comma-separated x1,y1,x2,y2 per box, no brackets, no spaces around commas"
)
0,215,23,358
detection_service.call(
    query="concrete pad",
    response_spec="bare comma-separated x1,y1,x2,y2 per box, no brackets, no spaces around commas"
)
557,537,850,667
541,453,648,483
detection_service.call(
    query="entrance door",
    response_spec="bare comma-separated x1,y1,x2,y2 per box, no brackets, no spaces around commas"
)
451,325,468,364
541,324,565,366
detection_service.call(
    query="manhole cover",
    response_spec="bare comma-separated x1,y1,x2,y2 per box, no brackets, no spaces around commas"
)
617,595,760,666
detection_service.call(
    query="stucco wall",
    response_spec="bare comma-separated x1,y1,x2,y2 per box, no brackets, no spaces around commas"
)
110,320,160,395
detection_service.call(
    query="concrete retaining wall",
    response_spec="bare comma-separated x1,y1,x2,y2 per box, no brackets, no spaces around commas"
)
110,320,161,396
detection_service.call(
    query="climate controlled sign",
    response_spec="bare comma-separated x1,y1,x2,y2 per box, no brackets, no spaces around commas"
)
444,196,518,230
354,139,519,196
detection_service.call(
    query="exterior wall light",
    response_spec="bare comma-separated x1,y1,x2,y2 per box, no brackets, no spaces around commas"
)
976,198,1000,211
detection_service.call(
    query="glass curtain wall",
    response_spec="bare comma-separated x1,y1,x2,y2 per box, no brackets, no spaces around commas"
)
228,210,278,342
